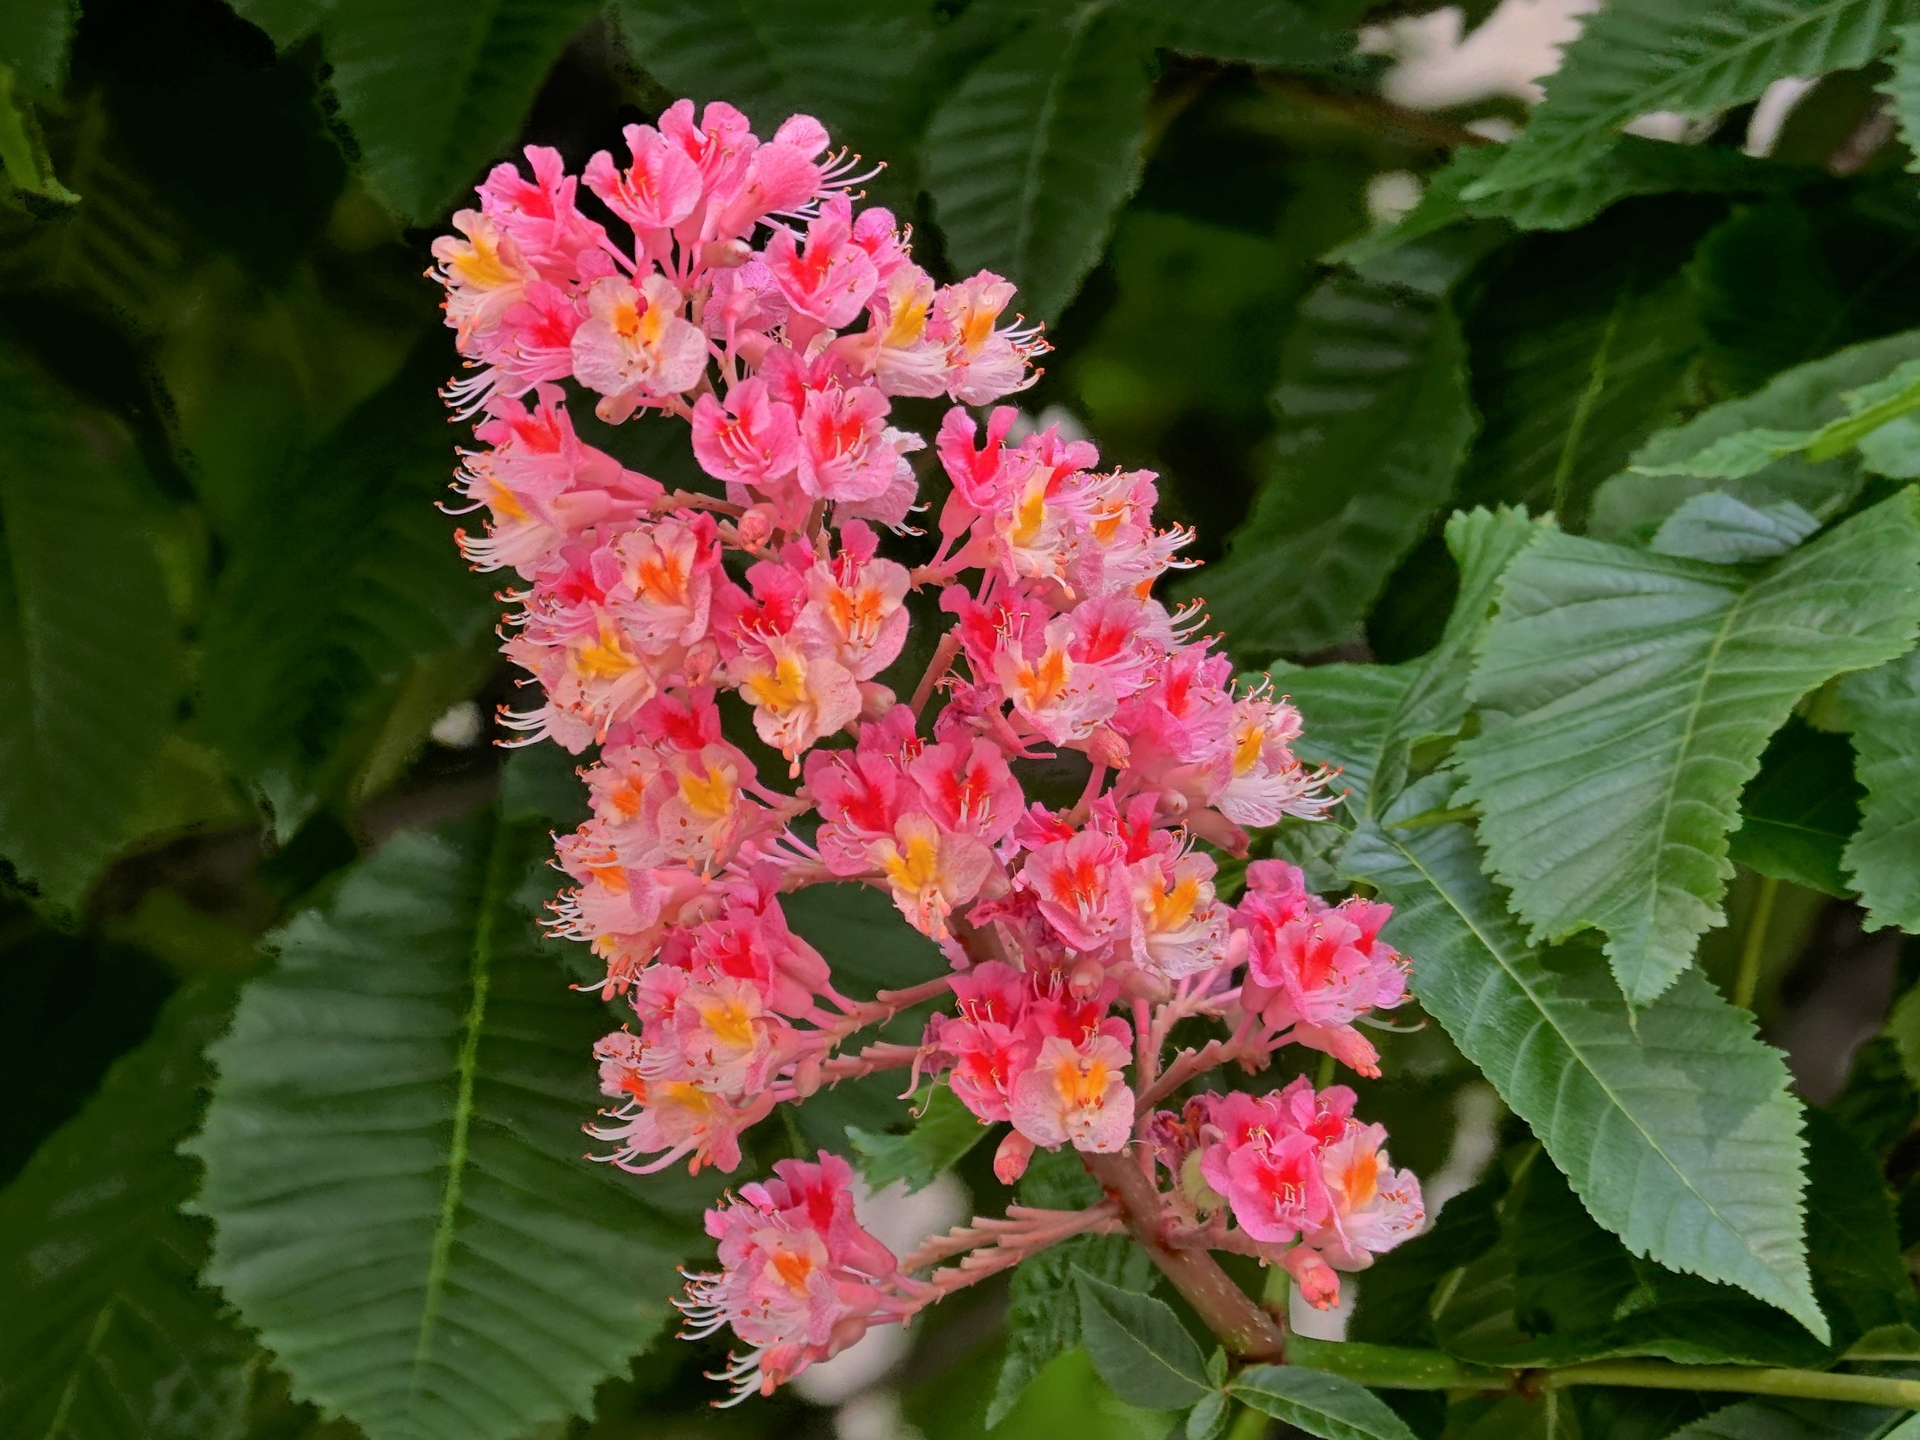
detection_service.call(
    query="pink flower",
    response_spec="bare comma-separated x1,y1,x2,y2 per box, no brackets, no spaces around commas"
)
730,632,861,768
1129,850,1230,979
570,273,708,420
585,121,704,233
1009,1033,1134,1152
795,382,910,504
1022,828,1132,954
869,811,994,942
690,377,801,490
1242,894,1408,1079
764,195,880,331
679,1153,903,1400
795,521,912,679
929,271,1044,404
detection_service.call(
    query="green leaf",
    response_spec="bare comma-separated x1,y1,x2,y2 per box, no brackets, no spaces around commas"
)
1332,136,1799,266
1284,1338,1504,1391
1465,0,1917,197
1190,260,1477,659
1137,0,1354,70
1347,1175,1507,1349
922,1,1153,323
186,812,704,1440
1185,1389,1230,1440
1452,212,1703,527
1227,1365,1416,1440
1283,505,1545,812
1884,22,1920,171
847,1080,993,1194
321,0,601,224
1636,360,1920,479
1455,490,1920,1005
781,880,947,998
0,980,259,1440
1838,648,1920,930
989,1148,1155,1427
1073,1270,1212,1411
195,349,495,840
0,0,74,99
1651,492,1822,563
1341,777,1826,1339
1591,326,1920,543
1727,719,1864,898
1669,1395,1918,1439
222,0,333,48
0,333,181,906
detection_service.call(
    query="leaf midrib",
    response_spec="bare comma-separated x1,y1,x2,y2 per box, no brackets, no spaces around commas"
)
1012,0,1108,280
1385,821,1807,1315
406,816,511,1413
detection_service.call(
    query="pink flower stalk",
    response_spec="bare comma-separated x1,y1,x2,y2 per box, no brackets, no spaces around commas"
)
433,101,1418,1404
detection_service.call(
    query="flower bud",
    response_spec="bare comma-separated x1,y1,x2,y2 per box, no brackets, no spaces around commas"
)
993,1129,1036,1184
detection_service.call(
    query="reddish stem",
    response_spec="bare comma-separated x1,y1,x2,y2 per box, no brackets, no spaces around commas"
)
1082,1150,1287,1361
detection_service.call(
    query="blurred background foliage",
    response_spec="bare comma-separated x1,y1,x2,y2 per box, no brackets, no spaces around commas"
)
6,0,1920,1437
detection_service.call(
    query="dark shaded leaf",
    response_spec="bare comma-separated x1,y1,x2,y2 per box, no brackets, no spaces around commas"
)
1838,648,1920,930
1728,719,1864,898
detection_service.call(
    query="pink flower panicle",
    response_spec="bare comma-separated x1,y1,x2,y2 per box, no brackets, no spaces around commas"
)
434,100,1420,1400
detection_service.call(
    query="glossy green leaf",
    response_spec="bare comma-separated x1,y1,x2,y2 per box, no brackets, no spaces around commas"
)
1228,1365,1416,1440
1453,213,1703,526
0,981,259,1440
0,334,181,906
847,1080,993,1194
1591,328,1920,543
1192,261,1477,659
922,1,1153,323
1456,490,1920,1005
322,0,601,224
1073,1271,1212,1411
1728,719,1864,897
187,812,703,1440
1838,648,1920,930
196,350,495,841
1884,22,1920,171
989,1148,1154,1427
1341,777,1825,1338
1651,492,1822,563
1465,0,1917,197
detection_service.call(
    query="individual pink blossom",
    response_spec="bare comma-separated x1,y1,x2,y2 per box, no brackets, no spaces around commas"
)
764,195,880,332
1009,1033,1134,1152
1241,886,1409,1079
584,121,704,233
690,377,801,491
869,812,994,942
570,273,708,420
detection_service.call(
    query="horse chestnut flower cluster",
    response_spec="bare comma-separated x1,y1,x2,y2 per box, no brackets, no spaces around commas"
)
434,98,1423,1403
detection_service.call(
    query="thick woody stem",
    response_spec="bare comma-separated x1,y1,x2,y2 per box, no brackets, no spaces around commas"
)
1082,1150,1287,1361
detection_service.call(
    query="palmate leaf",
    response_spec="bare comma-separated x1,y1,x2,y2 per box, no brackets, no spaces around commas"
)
1591,329,1920,542
1341,777,1826,1338
0,334,181,906
323,0,602,224
196,348,495,841
921,0,1154,324
187,812,704,1440
1455,489,1920,1006
1838,649,1920,930
0,981,260,1440
1191,259,1477,659
1465,0,1919,198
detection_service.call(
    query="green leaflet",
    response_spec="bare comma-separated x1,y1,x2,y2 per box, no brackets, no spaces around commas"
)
847,1080,993,1194
322,0,599,224
1455,490,1920,1006
1341,776,1825,1339
195,349,496,842
1190,257,1478,659
187,812,706,1440
1073,1271,1212,1411
1728,719,1864,898
0,980,260,1440
1668,1395,1920,1439
1332,137,1800,265
1838,648,1920,930
1650,492,1822,563
1465,0,1919,198
1227,1366,1417,1440
922,0,1153,324
1635,359,1920,479
1884,22,1920,173
0,333,182,907
1590,323,1920,543
1137,0,1355,70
